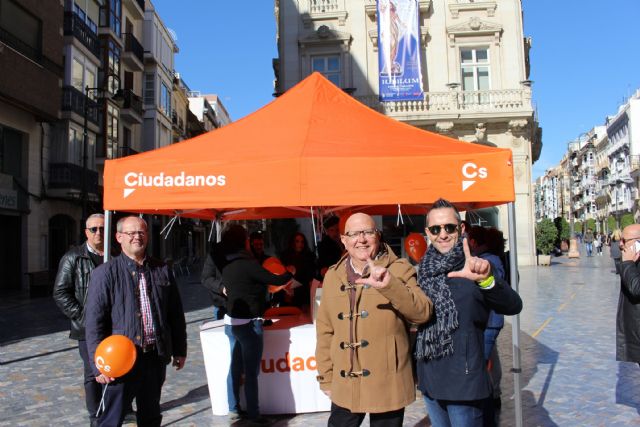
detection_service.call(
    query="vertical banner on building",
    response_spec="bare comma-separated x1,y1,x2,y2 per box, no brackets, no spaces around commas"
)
377,0,424,101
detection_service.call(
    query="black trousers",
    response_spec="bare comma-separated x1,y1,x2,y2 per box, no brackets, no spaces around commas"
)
78,339,103,422
98,349,166,427
328,403,404,427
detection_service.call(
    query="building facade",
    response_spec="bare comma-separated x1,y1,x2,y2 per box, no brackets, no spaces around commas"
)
0,0,64,290
274,0,541,265
536,91,640,234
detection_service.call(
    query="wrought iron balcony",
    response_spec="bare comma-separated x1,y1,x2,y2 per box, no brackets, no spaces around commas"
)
123,32,144,66
115,146,139,158
120,89,143,123
356,88,533,120
63,12,100,58
61,86,101,126
49,163,99,195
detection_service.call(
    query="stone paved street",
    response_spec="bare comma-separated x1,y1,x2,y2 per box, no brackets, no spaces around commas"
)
2,248,640,426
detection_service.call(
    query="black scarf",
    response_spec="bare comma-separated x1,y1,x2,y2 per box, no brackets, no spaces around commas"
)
415,239,465,361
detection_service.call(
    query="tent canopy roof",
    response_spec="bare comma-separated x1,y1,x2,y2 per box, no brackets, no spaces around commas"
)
103,73,514,220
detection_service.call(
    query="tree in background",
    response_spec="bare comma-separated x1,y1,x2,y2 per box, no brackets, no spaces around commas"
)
607,215,617,232
536,218,558,255
554,217,570,250
621,213,635,229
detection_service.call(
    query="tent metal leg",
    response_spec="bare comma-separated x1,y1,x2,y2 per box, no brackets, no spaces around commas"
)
507,201,523,427
104,210,112,263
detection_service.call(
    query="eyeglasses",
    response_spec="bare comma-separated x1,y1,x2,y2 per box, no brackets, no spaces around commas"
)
86,227,104,234
426,223,459,235
119,231,146,238
621,237,640,244
343,229,378,239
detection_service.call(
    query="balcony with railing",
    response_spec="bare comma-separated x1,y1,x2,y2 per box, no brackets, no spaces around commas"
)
355,88,533,122
123,0,145,19
114,146,139,158
63,12,100,58
120,89,143,123
122,32,144,70
48,163,99,196
61,86,101,126
630,155,640,174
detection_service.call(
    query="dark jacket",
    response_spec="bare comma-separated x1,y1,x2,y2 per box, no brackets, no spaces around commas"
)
85,254,187,376
53,244,101,340
201,245,227,308
416,269,522,401
617,260,640,362
317,236,343,271
223,250,293,319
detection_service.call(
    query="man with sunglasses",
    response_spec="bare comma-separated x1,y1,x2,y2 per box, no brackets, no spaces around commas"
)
414,199,522,427
316,213,432,426
85,216,187,427
616,224,640,367
53,213,106,427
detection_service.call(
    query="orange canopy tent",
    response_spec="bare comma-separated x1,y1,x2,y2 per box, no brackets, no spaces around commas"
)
102,72,523,423
103,72,514,220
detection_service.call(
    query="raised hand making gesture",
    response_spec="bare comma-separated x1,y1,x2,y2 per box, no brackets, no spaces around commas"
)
355,257,392,289
447,237,492,283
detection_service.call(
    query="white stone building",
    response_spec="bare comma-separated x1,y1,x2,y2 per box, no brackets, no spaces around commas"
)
274,0,541,265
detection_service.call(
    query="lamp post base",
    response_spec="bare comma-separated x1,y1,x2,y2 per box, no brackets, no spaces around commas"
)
568,238,580,258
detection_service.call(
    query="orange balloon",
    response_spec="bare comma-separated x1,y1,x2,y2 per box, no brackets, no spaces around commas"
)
94,335,137,378
262,257,286,275
263,257,288,293
405,233,427,262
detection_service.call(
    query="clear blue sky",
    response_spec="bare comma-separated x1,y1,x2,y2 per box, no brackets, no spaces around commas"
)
153,0,640,182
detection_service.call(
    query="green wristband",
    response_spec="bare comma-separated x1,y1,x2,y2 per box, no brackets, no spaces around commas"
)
477,275,495,289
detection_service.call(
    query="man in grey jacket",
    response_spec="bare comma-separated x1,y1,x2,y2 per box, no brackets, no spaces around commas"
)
53,213,105,427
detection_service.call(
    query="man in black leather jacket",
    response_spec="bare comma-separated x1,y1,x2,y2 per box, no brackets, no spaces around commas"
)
53,213,105,426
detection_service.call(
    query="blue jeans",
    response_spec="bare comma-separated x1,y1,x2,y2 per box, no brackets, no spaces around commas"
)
224,320,264,418
423,393,484,427
585,242,593,256
213,306,227,320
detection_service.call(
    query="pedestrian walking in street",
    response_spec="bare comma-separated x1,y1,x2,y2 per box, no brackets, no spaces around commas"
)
616,223,640,366
584,228,595,257
415,199,522,427
611,229,623,274
85,216,188,427
595,232,603,256
315,213,432,426
53,213,106,427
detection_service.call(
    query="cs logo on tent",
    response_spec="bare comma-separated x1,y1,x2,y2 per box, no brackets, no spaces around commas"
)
461,162,487,191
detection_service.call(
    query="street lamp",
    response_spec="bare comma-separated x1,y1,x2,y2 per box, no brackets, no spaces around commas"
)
81,86,124,233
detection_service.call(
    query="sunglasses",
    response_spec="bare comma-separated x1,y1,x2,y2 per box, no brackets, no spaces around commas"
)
86,226,104,234
426,223,459,235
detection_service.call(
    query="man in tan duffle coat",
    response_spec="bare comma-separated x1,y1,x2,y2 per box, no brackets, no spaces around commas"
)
315,213,433,426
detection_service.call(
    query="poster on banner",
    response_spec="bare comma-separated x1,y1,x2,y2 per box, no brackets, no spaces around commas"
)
377,0,424,101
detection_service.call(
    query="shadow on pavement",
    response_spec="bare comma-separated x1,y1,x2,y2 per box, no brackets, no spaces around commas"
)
616,361,640,415
497,322,559,426
0,271,213,345
161,384,210,411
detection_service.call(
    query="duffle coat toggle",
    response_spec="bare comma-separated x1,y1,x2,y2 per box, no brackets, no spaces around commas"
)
340,339,369,349
337,310,369,320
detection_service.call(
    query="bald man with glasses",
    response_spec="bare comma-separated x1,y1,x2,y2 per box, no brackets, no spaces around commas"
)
53,213,106,427
315,212,432,426
616,223,640,367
